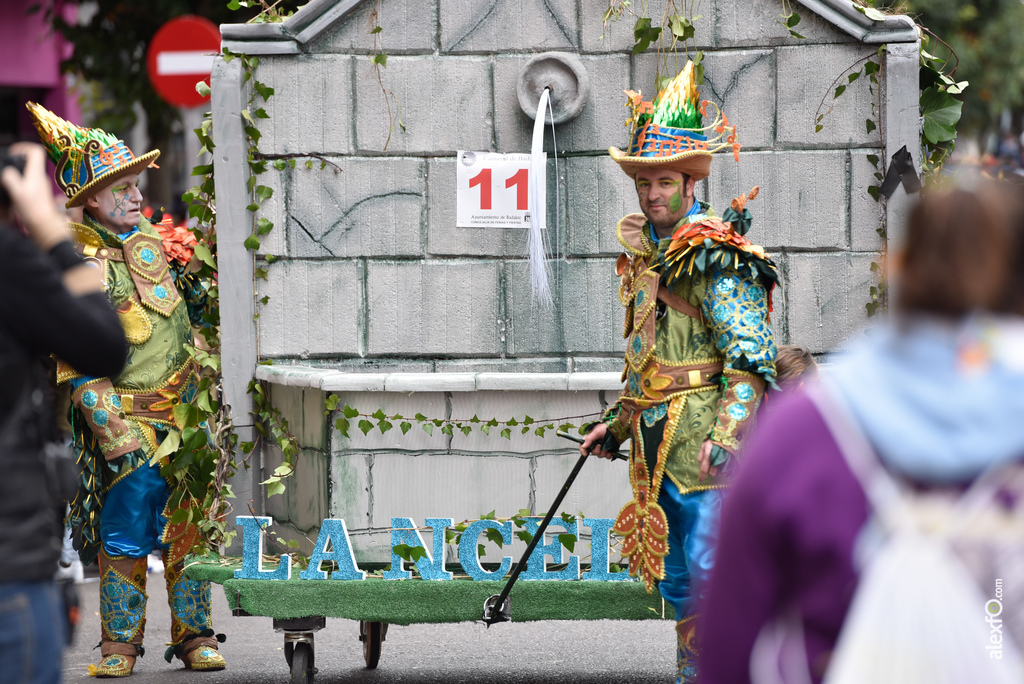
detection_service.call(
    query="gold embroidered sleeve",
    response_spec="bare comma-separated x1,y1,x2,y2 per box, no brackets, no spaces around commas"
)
72,379,141,460
709,370,765,451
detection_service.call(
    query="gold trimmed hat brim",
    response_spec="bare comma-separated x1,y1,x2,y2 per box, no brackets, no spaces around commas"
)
608,147,712,181
66,149,161,208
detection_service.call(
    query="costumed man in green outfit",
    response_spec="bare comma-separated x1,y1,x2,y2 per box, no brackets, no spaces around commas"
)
580,62,778,684
27,103,226,677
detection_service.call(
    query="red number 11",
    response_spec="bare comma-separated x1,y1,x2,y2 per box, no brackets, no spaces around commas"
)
468,168,530,211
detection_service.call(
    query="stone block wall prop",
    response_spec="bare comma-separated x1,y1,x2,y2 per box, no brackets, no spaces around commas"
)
215,0,921,379
212,0,920,521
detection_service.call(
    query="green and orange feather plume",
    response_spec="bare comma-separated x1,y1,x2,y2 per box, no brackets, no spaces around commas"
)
651,61,702,130
26,101,118,165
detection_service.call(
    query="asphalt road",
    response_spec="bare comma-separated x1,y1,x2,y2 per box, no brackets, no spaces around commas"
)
62,572,678,683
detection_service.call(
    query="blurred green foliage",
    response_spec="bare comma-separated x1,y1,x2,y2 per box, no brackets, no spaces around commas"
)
881,0,1024,133
34,1,302,147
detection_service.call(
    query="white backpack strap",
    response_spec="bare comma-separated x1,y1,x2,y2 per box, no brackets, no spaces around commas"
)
806,383,915,533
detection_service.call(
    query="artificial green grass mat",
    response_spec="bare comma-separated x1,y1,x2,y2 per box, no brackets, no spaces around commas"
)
185,562,676,624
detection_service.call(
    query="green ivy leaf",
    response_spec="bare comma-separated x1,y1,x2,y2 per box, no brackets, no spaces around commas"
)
325,395,340,411
151,429,181,465
815,124,824,133
507,417,518,427
523,416,534,426
358,419,374,436
422,423,434,436
243,234,261,251
558,533,576,553
441,424,454,437
254,185,274,201
920,86,962,144
867,185,881,202
481,425,491,436
172,403,201,430
485,528,505,548
415,413,429,422
668,14,694,42
500,428,511,440
343,405,359,419
834,85,846,99
254,268,268,280
379,420,393,434
193,243,217,269
864,61,880,76
865,119,876,134
461,426,471,436
866,154,879,166
848,71,860,83
371,409,387,420
516,530,534,543
786,12,801,27
335,417,350,438
400,422,411,435
265,480,286,497
371,53,388,67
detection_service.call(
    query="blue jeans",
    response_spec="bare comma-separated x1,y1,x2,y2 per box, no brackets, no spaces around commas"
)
657,479,725,620
0,581,64,684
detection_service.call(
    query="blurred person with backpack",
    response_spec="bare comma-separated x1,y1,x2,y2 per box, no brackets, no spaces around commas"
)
699,184,1024,683
0,142,127,684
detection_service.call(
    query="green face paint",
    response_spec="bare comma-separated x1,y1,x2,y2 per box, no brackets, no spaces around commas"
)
667,186,684,213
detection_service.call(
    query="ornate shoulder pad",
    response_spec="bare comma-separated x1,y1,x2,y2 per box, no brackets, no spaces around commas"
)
70,222,104,248
616,213,653,257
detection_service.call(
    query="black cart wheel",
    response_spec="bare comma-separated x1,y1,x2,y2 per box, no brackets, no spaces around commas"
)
290,641,313,684
359,621,385,669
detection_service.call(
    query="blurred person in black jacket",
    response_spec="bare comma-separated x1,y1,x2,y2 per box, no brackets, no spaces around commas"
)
0,142,127,684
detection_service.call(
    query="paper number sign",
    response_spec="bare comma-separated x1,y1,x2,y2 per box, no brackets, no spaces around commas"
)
456,151,545,228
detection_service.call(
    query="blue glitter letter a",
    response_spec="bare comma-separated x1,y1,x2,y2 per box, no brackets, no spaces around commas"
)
299,519,365,580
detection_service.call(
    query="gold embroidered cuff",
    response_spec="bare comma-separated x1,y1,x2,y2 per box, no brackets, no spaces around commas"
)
72,379,141,460
710,370,765,450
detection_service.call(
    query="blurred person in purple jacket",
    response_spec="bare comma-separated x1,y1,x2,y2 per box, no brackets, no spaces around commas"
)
698,183,1024,683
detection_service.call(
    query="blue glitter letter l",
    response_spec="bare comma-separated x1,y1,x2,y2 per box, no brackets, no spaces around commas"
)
234,516,291,580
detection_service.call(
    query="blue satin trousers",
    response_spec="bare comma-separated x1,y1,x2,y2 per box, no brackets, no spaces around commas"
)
656,478,724,620
100,462,171,559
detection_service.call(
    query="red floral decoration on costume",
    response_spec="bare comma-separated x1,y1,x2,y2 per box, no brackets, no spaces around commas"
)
153,217,197,266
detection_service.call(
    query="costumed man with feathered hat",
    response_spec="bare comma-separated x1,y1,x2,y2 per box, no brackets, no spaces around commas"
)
580,62,778,683
27,103,226,677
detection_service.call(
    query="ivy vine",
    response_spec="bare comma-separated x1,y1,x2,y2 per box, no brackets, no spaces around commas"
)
326,395,599,441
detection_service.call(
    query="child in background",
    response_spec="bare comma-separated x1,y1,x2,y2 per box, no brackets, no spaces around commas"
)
774,345,818,391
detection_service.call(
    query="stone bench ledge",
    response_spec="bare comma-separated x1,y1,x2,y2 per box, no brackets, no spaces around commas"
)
252,365,624,392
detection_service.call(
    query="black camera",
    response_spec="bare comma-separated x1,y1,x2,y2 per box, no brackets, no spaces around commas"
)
0,150,26,209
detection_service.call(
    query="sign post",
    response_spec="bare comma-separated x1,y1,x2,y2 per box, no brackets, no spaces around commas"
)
146,15,221,109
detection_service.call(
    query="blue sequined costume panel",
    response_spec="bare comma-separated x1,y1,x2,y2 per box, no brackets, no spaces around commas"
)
700,264,776,377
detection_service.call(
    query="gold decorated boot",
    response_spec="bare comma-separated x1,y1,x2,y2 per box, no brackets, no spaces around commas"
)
90,552,148,678
676,615,700,684
163,552,226,671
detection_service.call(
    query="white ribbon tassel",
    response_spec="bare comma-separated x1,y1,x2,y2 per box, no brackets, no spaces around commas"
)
529,88,554,309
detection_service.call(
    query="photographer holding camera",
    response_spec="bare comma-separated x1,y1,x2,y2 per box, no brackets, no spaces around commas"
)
0,142,127,684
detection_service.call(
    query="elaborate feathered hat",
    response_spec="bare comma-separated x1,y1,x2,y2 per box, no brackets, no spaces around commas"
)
609,61,740,181
26,102,160,208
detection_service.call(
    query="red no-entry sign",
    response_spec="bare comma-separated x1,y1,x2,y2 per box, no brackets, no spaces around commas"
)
146,15,221,109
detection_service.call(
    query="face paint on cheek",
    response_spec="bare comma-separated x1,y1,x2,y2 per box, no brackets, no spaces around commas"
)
109,187,130,218
667,186,683,213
